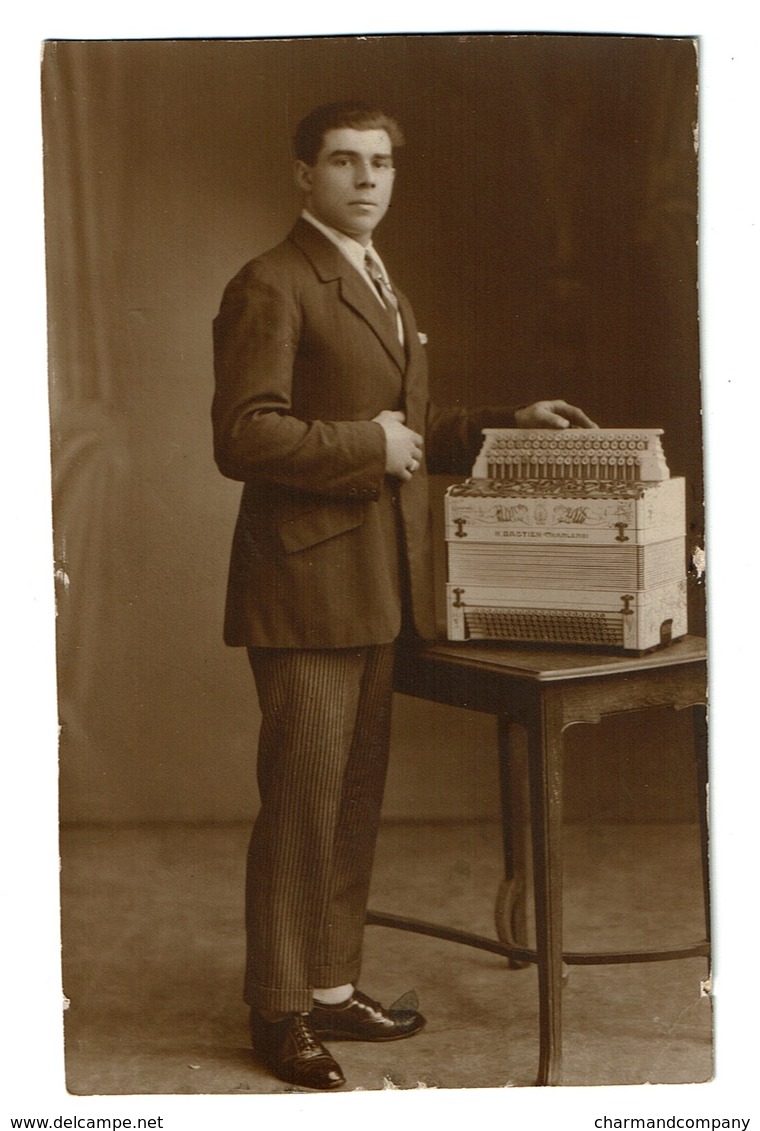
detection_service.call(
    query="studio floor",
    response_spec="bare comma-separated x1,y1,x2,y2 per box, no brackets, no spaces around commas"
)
60,820,712,1094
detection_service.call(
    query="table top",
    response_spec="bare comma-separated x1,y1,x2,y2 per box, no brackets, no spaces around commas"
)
399,634,707,684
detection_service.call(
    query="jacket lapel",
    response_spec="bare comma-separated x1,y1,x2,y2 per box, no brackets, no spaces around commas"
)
338,272,407,371
289,219,407,373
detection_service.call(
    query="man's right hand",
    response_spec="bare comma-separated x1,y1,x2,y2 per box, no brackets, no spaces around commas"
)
372,410,424,482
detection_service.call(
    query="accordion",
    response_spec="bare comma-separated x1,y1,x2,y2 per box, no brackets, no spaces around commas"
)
445,429,688,651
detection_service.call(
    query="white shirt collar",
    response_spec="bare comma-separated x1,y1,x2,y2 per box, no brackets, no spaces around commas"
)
301,209,389,287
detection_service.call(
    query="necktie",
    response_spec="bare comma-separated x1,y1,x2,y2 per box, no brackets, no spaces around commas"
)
364,252,401,335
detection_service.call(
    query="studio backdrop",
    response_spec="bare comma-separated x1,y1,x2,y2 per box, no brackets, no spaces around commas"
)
42,35,702,824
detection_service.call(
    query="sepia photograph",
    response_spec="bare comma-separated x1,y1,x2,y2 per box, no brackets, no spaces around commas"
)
34,35,719,1103
37,31,717,1099
5,4,759,1126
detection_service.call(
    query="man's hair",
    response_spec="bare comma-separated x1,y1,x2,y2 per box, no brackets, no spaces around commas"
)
294,101,405,165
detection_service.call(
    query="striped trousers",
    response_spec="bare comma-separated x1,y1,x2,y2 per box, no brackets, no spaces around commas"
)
244,643,397,1013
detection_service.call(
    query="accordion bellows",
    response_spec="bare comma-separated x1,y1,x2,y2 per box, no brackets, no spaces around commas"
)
445,429,688,651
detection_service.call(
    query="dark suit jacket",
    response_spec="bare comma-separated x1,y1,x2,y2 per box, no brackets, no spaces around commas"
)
213,218,515,648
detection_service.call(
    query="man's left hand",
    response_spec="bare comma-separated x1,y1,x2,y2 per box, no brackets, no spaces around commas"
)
515,400,598,429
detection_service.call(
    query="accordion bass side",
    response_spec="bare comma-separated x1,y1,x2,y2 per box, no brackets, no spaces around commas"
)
445,429,688,652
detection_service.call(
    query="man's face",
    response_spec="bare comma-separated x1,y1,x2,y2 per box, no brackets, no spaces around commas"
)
295,127,396,245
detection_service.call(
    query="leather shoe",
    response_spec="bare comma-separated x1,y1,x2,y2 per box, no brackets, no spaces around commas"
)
249,1009,346,1090
310,989,426,1042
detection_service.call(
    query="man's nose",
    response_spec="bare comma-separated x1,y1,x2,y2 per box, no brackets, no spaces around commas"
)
354,160,376,185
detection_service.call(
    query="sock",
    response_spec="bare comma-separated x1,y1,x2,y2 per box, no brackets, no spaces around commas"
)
313,983,354,1006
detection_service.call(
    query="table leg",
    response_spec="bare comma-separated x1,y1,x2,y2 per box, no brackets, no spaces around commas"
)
495,715,530,967
526,690,565,1086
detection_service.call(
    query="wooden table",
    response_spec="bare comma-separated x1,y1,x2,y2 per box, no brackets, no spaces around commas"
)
366,634,709,1086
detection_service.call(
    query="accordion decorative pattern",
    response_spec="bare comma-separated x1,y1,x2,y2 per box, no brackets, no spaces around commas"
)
446,428,687,652
446,477,685,547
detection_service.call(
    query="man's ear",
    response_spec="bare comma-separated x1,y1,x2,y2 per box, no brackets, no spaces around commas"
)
294,160,312,192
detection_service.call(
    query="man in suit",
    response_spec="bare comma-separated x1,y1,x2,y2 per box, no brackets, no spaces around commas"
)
212,101,596,1090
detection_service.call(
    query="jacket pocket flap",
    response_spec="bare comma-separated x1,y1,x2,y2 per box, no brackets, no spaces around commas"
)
278,502,366,553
